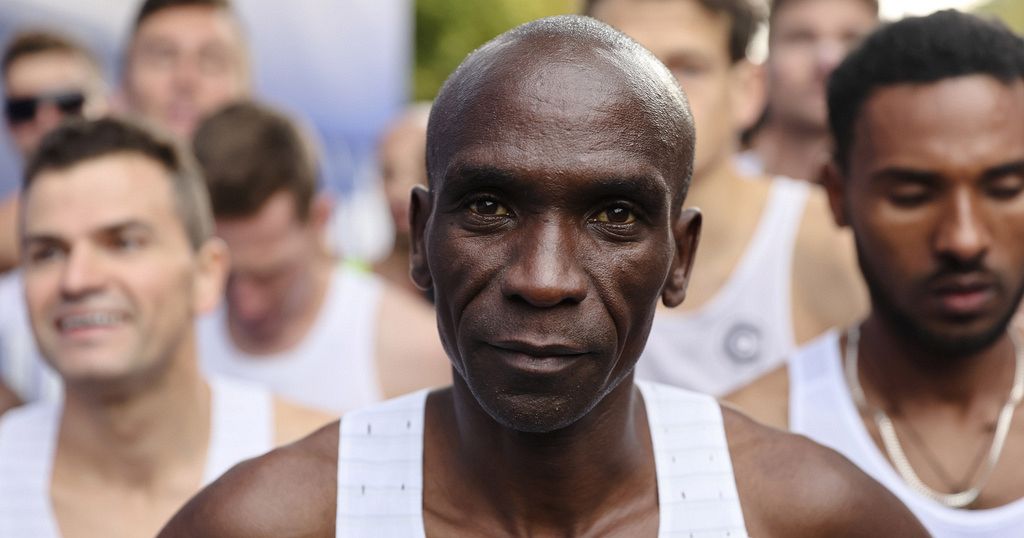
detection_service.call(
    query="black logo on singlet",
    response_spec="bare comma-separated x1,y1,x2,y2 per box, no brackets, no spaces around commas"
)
723,322,762,365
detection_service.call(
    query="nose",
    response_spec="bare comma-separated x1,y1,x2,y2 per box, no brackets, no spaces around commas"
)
815,40,846,79
60,245,105,299
172,56,201,94
935,189,990,264
501,219,588,308
34,103,64,132
227,275,271,322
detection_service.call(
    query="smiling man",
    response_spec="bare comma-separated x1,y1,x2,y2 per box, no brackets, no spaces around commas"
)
159,16,925,537
0,118,329,538
728,11,1024,536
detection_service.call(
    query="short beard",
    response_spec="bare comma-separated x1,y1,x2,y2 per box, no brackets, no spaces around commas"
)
856,241,1024,361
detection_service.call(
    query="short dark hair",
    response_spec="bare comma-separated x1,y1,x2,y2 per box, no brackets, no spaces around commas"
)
584,0,764,63
769,0,878,23
133,0,232,30
828,10,1024,172
24,117,213,249
2,30,99,77
193,101,317,220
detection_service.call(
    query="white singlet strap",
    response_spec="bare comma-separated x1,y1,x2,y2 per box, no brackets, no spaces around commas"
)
202,376,275,484
639,381,749,538
0,402,62,538
336,389,429,537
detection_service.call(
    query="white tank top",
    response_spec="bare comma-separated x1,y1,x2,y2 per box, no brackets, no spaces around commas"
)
0,271,62,404
637,178,809,396
199,264,383,414
790,331,1024,537
0,376,273,538
335,381,748,537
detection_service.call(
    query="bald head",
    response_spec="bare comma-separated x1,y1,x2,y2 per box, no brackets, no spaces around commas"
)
427,15,696,206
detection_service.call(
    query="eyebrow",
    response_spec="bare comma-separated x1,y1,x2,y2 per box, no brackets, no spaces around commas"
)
871,160,1024,184
981,160,1024,182
23,219,156,247
444,163,670,209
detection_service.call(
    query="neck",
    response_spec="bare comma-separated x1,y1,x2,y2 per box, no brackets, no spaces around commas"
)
749,121,831,181
443,374,654,534
58,352,211,488
856,315,1017,412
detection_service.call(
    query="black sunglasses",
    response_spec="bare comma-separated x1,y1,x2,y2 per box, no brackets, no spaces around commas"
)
5,91,86,125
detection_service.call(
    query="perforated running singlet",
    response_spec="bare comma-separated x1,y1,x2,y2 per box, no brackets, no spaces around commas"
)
0,376,273,537
790,331,1024,538
334,381,749,537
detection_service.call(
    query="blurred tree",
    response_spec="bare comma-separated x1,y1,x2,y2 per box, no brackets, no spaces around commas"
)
414,0,578,100
975,0,1024,32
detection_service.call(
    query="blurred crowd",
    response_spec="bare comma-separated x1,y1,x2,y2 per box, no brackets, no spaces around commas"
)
0,0,1022,536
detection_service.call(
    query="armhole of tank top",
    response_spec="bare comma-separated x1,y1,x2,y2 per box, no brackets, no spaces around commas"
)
771,178,811,353
334,266,386,403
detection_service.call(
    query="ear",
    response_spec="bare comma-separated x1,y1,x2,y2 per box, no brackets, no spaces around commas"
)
821,161,849,228
409,186,433,291
192,237,230,316
730,60,766,133
662,207,702,308
309,193,334,235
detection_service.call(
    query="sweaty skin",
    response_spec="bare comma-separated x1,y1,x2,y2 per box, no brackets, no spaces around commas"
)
159,17,926,538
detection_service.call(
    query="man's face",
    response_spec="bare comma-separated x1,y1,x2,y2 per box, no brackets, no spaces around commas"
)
592,0,758,179
4,51,107,158
831,76,1024,355
767,0,877,133
412,60,699,433
379,115,428,240
21,154,221,387
215,191,319,345
124,6,248,139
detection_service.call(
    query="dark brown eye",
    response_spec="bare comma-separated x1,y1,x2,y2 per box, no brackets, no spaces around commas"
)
469,198,509,216
596,205,636,224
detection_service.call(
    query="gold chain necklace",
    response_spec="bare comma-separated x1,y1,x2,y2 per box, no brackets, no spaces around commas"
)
844,325,1024,508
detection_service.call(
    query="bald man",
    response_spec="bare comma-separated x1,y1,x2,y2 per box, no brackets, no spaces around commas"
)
159,16,925,537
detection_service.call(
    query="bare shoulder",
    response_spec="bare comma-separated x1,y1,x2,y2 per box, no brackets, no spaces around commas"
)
273,397,338,445
792,186,868,343
722,408,927,537
722,365,789,430
159,421,340,538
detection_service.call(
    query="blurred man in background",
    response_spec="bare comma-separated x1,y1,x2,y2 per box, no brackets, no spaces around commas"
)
740,0,878,180
729,12,1024,535
587,0,866,396
374,102,432,298
194,102,449,414
0,118,328,537
122,0,249,140
0,30,111,413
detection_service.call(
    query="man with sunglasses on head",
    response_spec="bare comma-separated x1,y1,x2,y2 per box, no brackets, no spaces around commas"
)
0,31,110,414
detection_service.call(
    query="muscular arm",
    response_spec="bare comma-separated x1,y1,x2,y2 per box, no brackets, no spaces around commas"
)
159,422,339,538
724,408,928,537
791,188,868,343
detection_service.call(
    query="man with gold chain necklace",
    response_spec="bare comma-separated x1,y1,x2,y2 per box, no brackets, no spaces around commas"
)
727,10,1024,537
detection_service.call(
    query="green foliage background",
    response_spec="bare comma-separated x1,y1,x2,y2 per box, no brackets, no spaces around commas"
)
414,0,578,101
976,0,1024,32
